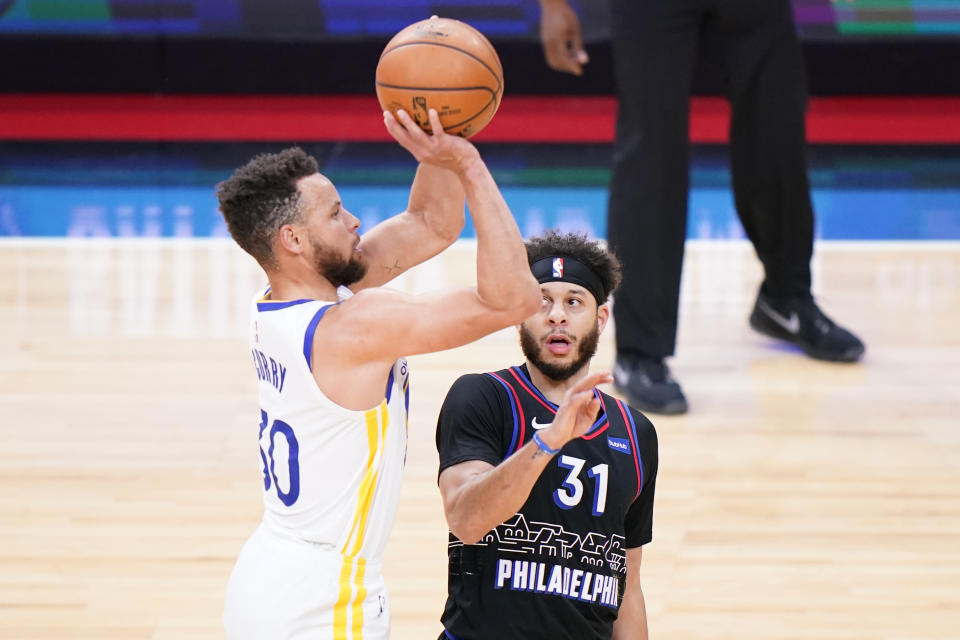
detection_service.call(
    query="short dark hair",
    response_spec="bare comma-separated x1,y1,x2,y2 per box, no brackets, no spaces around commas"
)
216,147,319,266
525,230,622,302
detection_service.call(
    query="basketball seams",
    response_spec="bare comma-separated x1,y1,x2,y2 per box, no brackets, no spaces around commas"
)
376,18,503,137
375,84,498,133
440,99,497,133
375,83,496,96
460,22,502,74
379,41,502,94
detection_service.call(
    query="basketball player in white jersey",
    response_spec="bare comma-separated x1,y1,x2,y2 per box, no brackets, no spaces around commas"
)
215,107,540,640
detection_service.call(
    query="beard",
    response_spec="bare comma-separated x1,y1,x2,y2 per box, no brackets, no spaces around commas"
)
311,236,368,287
519,319,601,382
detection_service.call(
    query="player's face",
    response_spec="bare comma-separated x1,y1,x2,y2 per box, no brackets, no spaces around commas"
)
519,281,608,381
297,174,368,286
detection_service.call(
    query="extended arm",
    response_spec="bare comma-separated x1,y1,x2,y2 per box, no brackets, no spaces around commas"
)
310,109,540,409
350,162,465,291
439,372,612,544
612,546,648,640
329,109,539,359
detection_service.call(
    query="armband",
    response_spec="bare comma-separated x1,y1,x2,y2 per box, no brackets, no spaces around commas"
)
532,431,561,456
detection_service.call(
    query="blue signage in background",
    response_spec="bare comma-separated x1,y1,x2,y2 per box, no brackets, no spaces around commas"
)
2,142,958,240
2,185,959,240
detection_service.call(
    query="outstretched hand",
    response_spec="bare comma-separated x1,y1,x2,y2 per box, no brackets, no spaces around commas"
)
540,371,613,451
383,108,480,174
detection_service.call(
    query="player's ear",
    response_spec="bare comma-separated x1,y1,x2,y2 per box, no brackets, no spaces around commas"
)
597,302,610,333
277,224,304,256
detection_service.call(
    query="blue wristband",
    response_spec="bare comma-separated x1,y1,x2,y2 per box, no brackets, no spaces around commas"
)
532,431,561,456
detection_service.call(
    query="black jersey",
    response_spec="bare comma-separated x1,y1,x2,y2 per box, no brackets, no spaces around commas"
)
436,364,658,640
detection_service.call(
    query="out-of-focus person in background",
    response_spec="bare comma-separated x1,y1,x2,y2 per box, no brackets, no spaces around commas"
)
538,0,865,414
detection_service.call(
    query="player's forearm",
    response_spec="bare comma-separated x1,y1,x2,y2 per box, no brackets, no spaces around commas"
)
406,163,466,248
459,158,539,315
612,581,648,640
445,440,554,544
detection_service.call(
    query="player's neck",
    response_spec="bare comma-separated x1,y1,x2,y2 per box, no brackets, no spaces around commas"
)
526,361,592,406
266,268,339,303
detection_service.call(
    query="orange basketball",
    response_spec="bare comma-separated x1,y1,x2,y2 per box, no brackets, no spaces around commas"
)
376,17,503,138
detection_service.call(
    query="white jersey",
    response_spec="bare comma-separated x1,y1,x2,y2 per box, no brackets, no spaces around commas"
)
224,285,409,640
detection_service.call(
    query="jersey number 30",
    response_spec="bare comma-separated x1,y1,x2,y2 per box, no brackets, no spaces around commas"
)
259,409,300,506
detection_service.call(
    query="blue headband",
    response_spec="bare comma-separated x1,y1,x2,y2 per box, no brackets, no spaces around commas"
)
530,256,606,305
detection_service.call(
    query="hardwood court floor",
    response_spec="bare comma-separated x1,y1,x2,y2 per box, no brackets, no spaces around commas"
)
1,240,958,639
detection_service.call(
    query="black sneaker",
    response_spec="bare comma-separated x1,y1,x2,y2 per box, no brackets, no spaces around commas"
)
613,354,689,415
749,289,865,362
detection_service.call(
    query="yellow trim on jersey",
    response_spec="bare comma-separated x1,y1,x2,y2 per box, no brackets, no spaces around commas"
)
333,558,354,640
341,402,385,555
256,290,302,304
352,557,368,638
351,404,389,556
333,400,389,639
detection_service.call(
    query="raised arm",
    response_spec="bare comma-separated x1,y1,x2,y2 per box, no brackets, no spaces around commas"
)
349,162,465,291
311,109,540,409
438,372,612,544
341,108,539,354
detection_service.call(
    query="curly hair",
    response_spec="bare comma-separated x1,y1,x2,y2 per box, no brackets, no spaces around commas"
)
525,230,623,302
216,147,319,266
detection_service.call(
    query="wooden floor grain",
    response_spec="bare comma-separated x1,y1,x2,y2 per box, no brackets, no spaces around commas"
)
1,240,958,639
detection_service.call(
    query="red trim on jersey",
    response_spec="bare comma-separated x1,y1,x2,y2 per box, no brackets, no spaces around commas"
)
507,367,556,413
581,393,611,441
615,399,642,501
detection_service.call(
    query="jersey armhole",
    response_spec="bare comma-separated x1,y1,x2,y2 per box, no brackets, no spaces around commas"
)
302,303,337,370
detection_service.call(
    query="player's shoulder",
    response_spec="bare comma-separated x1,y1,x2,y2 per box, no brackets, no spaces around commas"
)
446,370,507,399
313,286,403,333
437,371,510,433
443,369,514,411
328,285,396,312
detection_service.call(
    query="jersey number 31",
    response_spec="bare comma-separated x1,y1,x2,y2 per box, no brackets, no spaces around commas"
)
553,455,609,516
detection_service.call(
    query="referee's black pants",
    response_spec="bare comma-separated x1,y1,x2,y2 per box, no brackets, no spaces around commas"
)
607,0,815,358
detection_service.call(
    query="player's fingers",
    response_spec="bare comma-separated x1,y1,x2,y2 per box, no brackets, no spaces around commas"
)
558,387,591,411
395,108,431,142
575,371,612,393
384,111,419,146
427,108,445,137
561,392,592,420
383,110,409,140
384,111,428,161
582,396,602,419
395,108,417,132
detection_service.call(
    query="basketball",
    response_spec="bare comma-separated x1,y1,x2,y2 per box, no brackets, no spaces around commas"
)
376,17,503,138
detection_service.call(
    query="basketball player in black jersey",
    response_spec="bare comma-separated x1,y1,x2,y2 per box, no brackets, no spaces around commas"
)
435,231,658,639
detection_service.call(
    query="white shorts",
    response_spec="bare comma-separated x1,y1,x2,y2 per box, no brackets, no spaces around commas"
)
224,523,390,640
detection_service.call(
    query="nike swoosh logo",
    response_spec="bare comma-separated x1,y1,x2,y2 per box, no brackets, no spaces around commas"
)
758,300,800,334
531,416,552,430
